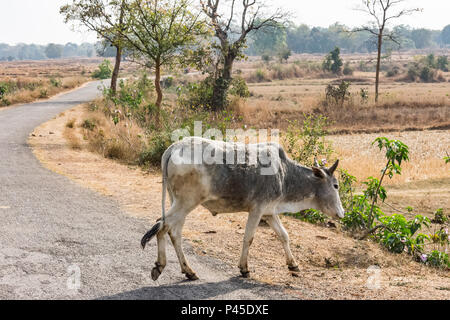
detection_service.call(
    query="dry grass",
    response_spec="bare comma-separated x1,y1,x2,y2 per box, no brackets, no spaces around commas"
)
230,77,450,132
81,103,146,164
63,124,82,150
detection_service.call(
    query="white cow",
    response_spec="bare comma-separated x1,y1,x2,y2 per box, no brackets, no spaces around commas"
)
141,137,344,280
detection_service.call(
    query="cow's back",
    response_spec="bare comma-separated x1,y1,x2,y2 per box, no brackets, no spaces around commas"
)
167,137,286,213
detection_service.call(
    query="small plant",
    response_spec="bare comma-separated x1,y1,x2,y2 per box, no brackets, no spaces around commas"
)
325,81,351,107
39,89,48,98
92,59,112,80
161,76,174,89
255,69,266,82
432,208,448,224
338,169,356,212
286,209,326,225
342,62,353,76
261,53,272,64
82,119,96,131
422,250,449,268
66,119,76,128
50,78,62,88
360,88,369,104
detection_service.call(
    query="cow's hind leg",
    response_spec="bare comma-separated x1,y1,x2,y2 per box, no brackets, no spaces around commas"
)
239,209,264,278
167,211,198,281
265,215,299,272
149,203,183,281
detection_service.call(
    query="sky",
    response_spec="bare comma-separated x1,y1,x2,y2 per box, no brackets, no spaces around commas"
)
0,0,449,45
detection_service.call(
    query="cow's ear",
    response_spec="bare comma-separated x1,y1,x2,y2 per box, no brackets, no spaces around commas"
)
312,167,326,179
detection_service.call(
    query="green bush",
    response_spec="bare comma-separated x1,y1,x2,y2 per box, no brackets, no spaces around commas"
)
322,47,343,75
178,76,218,110
92,60,112,80
229,77,250,98
50,78,62,88
284,114,333,167
342,62,354,76
422,250,449,268
261,54,272,64
39,89,48,98
161,76,174,88
255,69,266,82
285,209,327,224
419,66,436,82
436,56,449,72
432,208,448,224
139,130,172,166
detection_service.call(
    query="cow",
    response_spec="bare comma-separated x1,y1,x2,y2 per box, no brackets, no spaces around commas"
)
141,137,345,281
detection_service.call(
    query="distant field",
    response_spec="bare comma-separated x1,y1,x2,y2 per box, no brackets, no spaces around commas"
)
0,58,139,107
230,52,450,133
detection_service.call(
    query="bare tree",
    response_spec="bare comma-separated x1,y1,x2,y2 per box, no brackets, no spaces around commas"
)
61,0,128,94
201,0,288,110
355,0,421,102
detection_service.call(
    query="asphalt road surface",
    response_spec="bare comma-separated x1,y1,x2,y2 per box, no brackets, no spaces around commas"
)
0,81,290,300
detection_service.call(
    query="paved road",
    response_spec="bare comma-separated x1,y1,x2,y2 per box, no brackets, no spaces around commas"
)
0,82,290,300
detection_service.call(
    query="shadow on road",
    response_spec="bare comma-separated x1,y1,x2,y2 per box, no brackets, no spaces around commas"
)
100,277,288,300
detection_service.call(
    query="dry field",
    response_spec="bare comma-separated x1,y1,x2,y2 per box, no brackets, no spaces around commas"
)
230,52,450,132
29,104,449,299
0,58,139,107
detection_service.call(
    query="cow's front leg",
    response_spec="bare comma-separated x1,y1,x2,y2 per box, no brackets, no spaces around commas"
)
265,215,299,272
239,209,263,278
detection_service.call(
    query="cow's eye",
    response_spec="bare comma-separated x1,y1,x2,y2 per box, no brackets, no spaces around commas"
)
333,184,338,189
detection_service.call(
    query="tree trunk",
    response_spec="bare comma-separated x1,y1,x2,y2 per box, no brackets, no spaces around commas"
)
110,45,122,95
375,33,383,103
211,52,235,111
154,60,162,127
222,53,234,82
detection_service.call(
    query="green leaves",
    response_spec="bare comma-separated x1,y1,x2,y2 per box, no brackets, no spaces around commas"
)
373,137,409,178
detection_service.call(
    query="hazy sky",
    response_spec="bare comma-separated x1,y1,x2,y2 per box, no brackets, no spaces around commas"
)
1,0,449,45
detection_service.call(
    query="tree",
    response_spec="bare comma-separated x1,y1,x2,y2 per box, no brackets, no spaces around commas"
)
60,0,128,94
355,0,421,102
322,47,343,75
441,25,450,46
201,0,287,110
45,44,63,59
248,21,287,56
411,28,432,49
119,0,209,125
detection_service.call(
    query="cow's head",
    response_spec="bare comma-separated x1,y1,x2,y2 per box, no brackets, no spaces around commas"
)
311,160,345,219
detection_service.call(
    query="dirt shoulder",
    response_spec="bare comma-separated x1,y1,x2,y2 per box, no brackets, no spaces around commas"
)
29,104,450,300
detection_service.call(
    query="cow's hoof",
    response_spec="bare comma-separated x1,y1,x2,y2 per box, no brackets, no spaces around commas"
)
151,267,162,281
185,273,199,281
240,270,250,278
288,266,300,272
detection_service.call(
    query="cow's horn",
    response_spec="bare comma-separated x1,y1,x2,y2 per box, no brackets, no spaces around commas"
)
328,160,339,175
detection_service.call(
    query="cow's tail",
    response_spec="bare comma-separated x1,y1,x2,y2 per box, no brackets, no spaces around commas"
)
141,145,174,250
